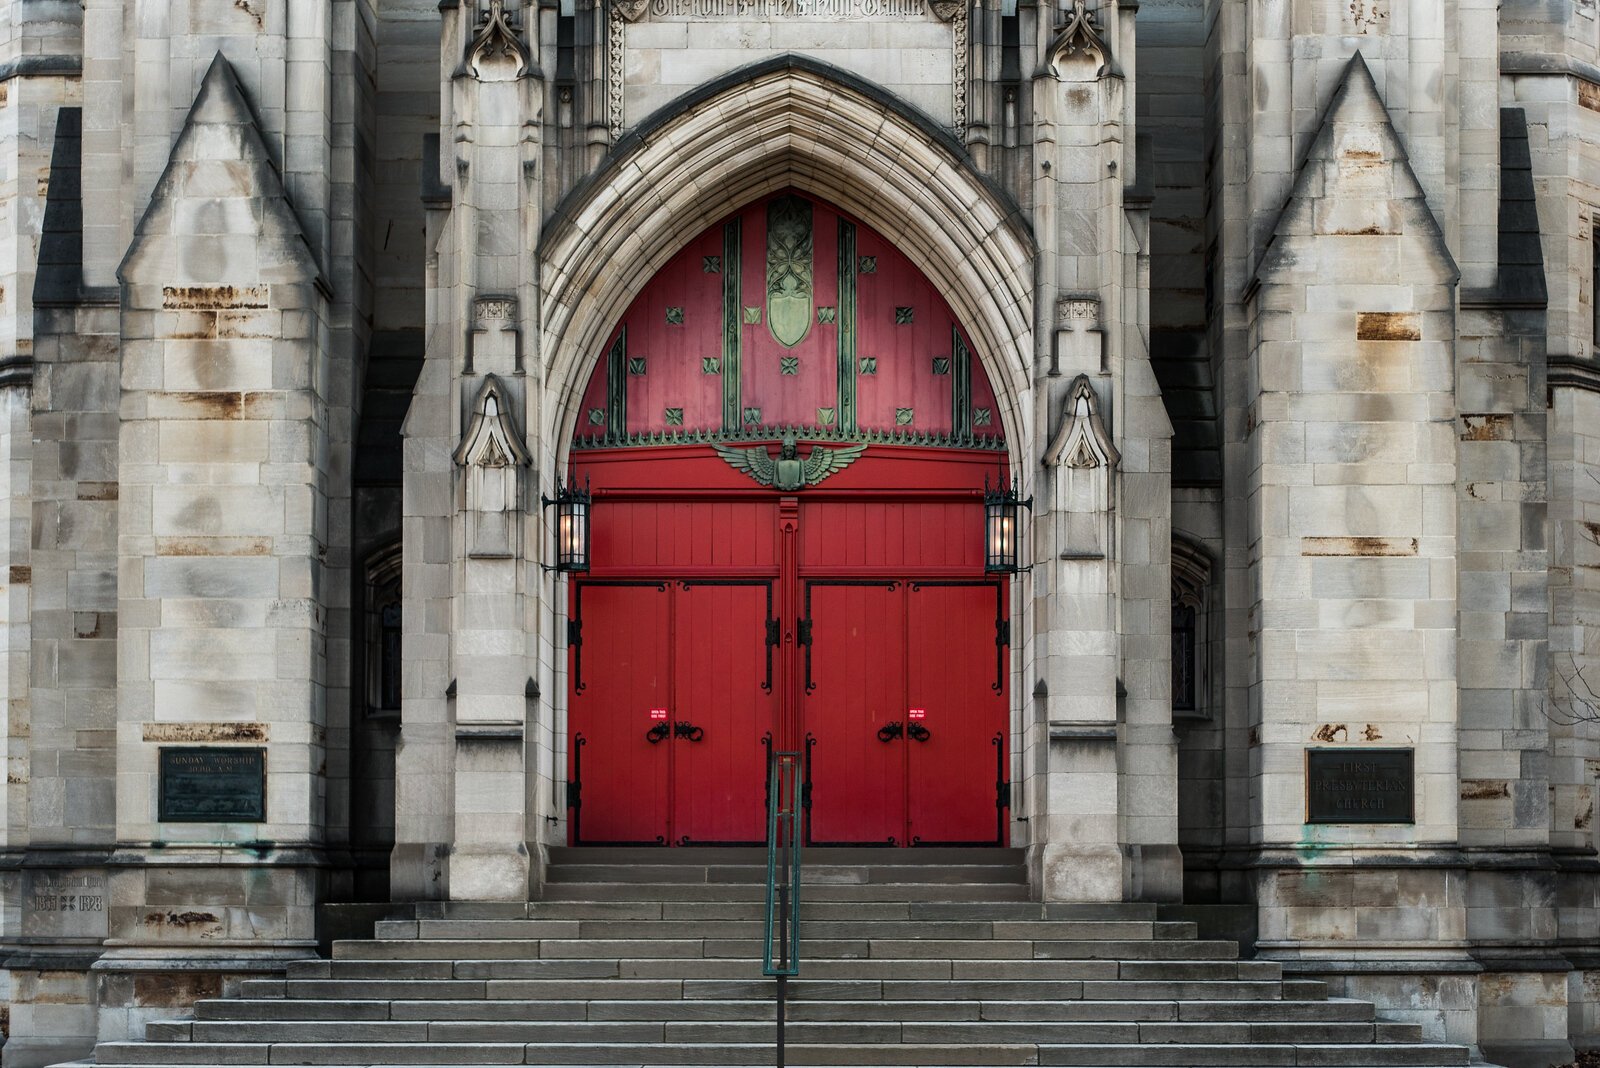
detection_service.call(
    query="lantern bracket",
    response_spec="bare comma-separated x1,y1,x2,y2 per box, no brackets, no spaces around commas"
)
540,474,592,573
983,475,1034,575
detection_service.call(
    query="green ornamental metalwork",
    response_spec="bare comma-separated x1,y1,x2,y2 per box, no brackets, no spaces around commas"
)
766,195,814,348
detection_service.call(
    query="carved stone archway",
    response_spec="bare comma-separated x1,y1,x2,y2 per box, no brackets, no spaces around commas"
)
539,56,1037,472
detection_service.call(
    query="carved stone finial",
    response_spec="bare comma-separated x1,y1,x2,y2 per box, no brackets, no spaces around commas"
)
1043,374,1119,471
467,0,532,81
1045,0,1109,78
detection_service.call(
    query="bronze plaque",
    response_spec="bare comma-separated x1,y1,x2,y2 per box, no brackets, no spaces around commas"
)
158,747,266,822
1306,748,1413,824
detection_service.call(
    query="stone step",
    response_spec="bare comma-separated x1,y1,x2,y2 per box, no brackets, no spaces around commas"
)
378,899,1163,922
162,1016,1416,1046
538,880,1034,901
332,935,1239,962
245,975,1319,1005
96,1041,1469,1067
1033,1046,1468,1067
107,866,1461,1068
191,996,1378,1025
287,955,1279,982
372,917,1200,941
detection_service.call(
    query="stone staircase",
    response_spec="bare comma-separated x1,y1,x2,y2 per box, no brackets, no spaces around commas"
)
89,848,1474,1066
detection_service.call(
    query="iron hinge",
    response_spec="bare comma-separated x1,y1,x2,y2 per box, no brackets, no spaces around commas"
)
568,618,582,647
996,780,1011,809
797,618,813,646
995,619,1010,647
566,780,581,809
766,617,781,648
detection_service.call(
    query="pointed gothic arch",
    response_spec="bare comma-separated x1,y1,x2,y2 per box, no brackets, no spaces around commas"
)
538,56,1036,472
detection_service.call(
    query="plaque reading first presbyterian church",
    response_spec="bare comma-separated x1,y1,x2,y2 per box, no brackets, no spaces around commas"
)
159,747,267,822
1306,748,1414,824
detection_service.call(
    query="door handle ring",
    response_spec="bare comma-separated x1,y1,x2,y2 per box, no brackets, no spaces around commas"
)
877,721,903,743
674,721,705,742
646,722,670,744
907,722,931,743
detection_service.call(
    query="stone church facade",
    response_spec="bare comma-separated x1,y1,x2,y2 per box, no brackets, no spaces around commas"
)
0,0,1594,1064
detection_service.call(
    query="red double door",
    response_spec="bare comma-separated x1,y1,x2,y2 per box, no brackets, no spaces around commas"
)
568,564,1008,847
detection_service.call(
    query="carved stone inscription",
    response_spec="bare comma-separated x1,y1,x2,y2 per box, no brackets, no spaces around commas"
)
1305,748,1414,824
158,747,267,822
23,869,109,938
646,0,925,17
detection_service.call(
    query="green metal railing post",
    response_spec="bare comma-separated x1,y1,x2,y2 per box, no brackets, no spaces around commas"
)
763,750,802,1067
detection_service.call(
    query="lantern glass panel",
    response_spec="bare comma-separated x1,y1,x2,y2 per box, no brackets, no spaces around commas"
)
985,496,1018,573
557,497,589,572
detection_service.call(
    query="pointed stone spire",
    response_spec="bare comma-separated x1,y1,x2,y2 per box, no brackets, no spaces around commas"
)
120,53,322,288
1254,54,1457,288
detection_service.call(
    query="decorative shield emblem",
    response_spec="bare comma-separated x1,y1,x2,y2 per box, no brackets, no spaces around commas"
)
766,195,813,348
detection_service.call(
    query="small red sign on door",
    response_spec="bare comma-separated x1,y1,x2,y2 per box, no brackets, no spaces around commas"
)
649,708,668,720
908,708,926,720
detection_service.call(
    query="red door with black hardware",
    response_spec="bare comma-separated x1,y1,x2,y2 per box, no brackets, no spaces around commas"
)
569,580,773,845
905,582,1009,846
564,188,1016,848
802,579,1008,846
803,581,908,846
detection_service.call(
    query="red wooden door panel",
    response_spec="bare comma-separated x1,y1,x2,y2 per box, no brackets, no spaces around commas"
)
803,582,906,845
569,582,671,845
671,581,774,845
906,582,1008,846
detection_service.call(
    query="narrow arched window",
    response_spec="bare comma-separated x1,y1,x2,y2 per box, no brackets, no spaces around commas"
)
1172,599,1198,712
1172,535,1214,720
364,543,403,715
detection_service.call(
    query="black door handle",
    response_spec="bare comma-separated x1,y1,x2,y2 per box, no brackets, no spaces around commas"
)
907,722,931,743
877,721,903,743
646,722,670,744
674,721,705,742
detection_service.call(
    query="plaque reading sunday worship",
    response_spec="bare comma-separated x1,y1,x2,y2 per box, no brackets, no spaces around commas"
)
1305,748,1414,824
158,747,267,822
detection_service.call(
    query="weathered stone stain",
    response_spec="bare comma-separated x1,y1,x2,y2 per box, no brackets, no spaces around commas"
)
1579,79,1600,114
143,910,219,929
1355,311,1421,341
1460,780,1510,800
1300,536,1419,557
161,285,268,311
142,722,269,743
154,536,274,557
1461,414,1514,441
134,973,222,1007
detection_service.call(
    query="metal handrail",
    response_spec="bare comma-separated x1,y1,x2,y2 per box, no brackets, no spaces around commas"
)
762,750,802,1066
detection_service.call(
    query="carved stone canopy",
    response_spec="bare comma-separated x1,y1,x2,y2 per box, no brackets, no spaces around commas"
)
455,375,533,469
1044,0,1109,78
1043,374,1118,471
467,0,533,80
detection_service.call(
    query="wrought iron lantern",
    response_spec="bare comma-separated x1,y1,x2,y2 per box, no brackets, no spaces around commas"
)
983,476,1032,574
542,475,591,573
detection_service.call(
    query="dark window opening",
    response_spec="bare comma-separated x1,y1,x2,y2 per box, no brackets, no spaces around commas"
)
1172,601,1197,712
365,544,403,715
